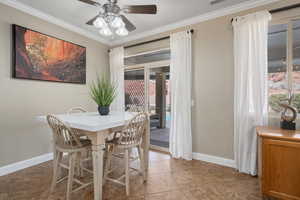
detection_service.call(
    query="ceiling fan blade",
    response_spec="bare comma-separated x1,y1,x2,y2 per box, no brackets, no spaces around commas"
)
121,15,136,32
210,0,226,5
78,0,101,6
122,5,157,14
86,15,98,25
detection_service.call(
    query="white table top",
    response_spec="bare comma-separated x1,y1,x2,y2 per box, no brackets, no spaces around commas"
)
37,111,136,132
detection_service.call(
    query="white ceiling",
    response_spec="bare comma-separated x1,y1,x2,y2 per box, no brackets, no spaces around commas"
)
6,0,280,45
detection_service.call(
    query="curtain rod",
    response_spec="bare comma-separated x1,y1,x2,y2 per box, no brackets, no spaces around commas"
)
231,3,300,23
108,29,193,52
124,29,194,49
270,3,300,14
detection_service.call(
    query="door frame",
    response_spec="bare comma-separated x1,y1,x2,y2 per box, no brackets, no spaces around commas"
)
125,60,170,113
125,60,170,152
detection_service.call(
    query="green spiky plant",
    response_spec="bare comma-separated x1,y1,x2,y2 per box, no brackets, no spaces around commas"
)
89,76,117,107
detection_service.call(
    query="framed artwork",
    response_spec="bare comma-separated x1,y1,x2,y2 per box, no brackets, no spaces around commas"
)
12,24,86,84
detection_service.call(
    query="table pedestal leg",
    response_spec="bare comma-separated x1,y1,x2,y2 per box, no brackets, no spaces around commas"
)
88,132,107,200
92,145,104,200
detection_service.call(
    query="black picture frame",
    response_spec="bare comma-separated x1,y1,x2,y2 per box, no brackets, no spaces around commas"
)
12,24,86,84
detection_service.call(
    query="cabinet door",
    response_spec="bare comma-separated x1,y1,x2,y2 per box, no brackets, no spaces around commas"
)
262,139,300,200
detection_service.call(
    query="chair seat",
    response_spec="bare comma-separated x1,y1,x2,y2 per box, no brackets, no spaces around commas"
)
106,137,119,144
56,139,91,153
79,139,91,147
106,131,121,141
105,133,141,149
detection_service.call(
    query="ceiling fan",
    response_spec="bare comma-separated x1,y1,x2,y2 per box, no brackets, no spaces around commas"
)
210,0,226,5
78,0,157,37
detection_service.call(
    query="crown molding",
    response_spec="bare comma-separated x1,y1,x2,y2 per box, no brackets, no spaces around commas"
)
110,0,281,46
0,0,110,45
0,0,281,47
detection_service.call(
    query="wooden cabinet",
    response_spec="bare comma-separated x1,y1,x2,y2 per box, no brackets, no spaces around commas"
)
257,127,300,200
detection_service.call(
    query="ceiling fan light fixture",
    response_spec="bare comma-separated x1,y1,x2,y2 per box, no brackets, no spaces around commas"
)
99,27,113,36
93,17,107,28
116,27,128,36
81,0,157,37
111,16,125,28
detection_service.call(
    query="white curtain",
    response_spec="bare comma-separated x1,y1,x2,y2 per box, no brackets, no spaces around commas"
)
169,31,193,160
109,47,125,112
233,11,271,175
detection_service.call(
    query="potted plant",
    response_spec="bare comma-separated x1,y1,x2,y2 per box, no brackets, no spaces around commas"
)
90,76,117,115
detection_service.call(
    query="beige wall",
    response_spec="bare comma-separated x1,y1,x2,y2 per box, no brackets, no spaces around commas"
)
0,4,109,167
1,0,299,167
123,0,300,160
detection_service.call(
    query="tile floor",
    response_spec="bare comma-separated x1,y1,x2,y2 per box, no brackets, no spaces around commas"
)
0,151,262,200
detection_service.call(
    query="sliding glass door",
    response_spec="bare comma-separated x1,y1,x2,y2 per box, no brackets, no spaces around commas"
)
124,69,146,112
124,64,170,151
124,48,171,151
148,66,170,149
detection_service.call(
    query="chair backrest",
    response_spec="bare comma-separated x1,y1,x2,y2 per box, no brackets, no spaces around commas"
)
117,112,148,147
125,105,145,113
47,115,83,150
67,107,87,114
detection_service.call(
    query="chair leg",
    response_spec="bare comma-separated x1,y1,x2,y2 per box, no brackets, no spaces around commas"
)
66,153,76,200
50,150,61,193
78,151,84,177
52,144,57,162
124,149,130,196
137,145,146,182
56,152,63,179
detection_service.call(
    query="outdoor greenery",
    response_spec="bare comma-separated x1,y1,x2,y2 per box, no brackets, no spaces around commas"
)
90,76,117,107
269,93,300,113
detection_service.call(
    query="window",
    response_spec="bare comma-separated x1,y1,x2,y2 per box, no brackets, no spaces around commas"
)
124,49,170,66
268,19,300,114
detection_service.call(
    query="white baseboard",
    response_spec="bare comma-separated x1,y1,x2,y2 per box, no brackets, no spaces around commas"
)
0,153,53,176
192,152,236,169
150,145,169,153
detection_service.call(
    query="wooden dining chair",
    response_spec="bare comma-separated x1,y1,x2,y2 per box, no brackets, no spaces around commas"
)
47,115,93,200
67,107,88,141
126,105,145,113
104,112,148,196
